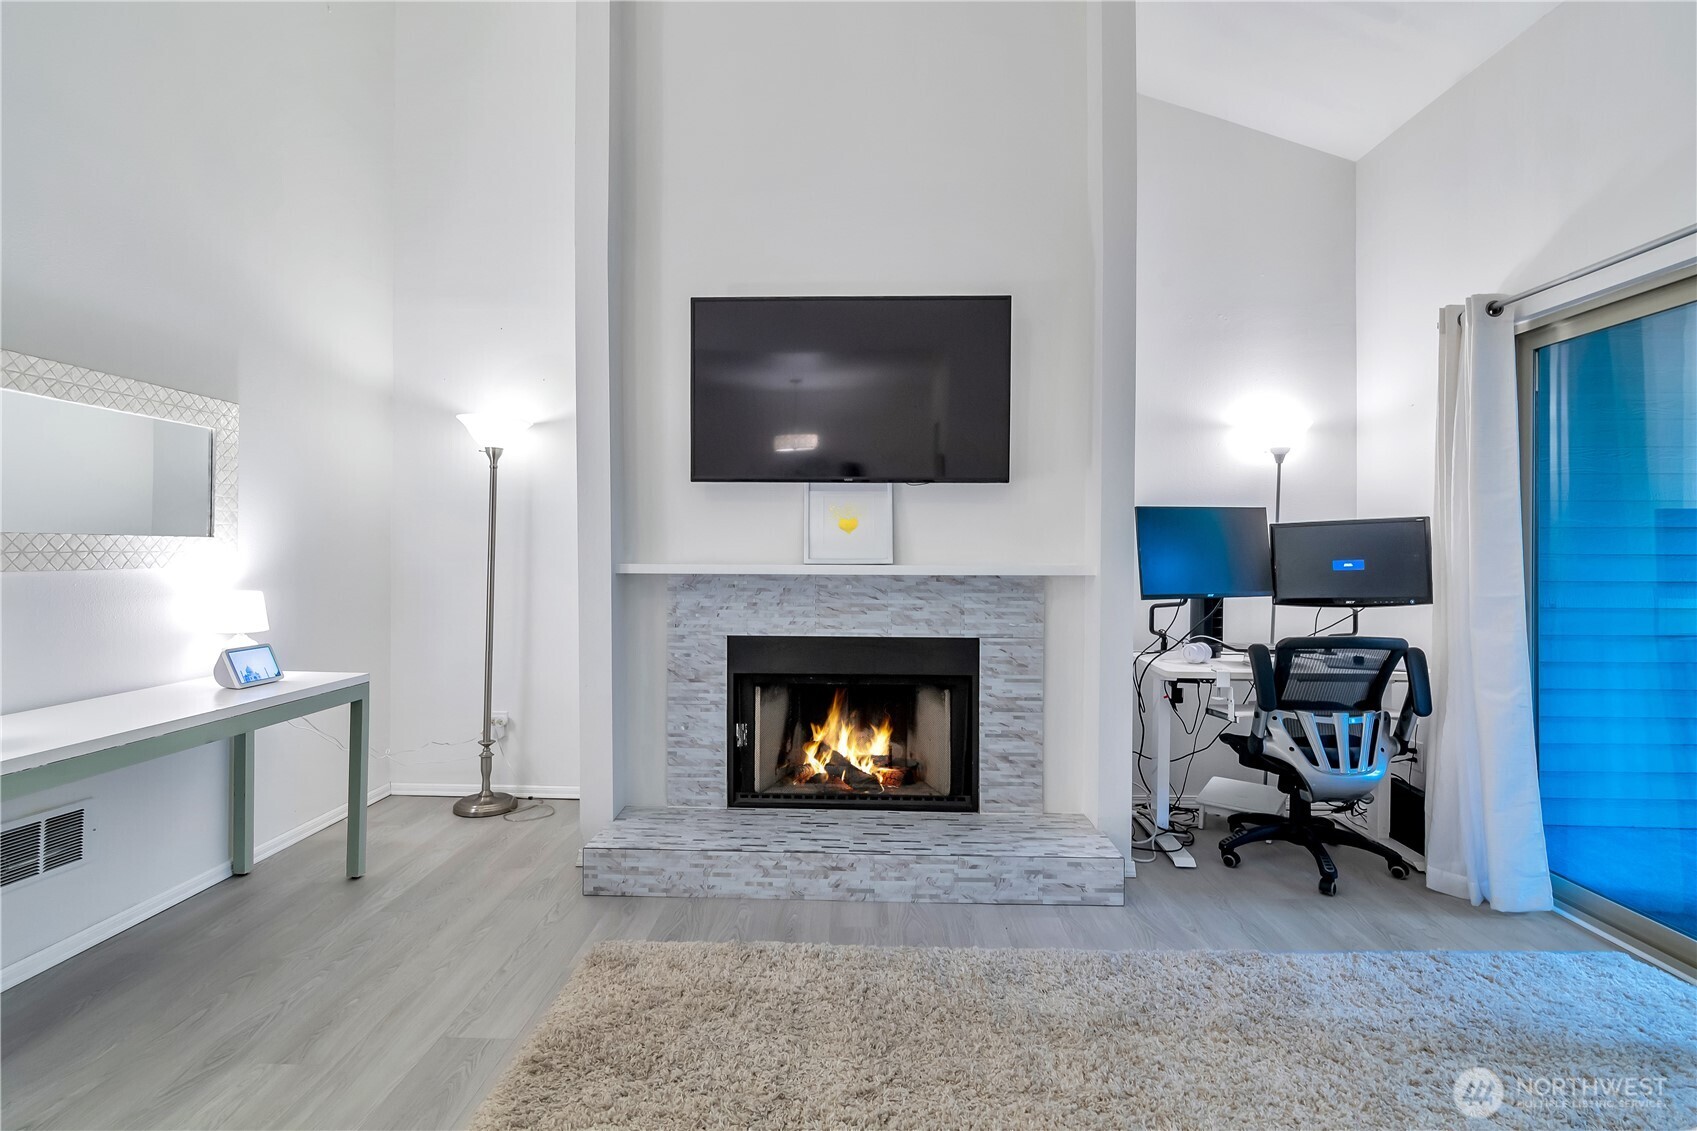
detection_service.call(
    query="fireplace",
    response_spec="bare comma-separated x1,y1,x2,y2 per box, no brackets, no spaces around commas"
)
727,636,978,811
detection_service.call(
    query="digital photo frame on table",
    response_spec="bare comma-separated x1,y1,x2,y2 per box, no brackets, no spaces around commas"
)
214,643,284,689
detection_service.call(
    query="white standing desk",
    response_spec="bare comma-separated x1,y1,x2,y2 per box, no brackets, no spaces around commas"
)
1138,650,1253,834
1136,646,1415,865
1,672,372,878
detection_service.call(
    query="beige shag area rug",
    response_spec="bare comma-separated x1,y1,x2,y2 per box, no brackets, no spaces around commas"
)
474,942,1696,1131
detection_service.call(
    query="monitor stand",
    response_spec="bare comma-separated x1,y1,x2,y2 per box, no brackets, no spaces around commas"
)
1190,598,1225,655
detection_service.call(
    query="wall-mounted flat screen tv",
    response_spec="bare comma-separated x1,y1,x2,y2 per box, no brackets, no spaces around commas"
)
691,296,1012,482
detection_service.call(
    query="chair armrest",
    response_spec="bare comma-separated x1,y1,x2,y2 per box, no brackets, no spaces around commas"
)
1246,644,1277,712
1395,647,1434,746
1404,648,1433,717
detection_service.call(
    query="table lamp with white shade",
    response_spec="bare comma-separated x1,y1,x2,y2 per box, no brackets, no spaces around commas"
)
205,588,269,647
453,410,533,819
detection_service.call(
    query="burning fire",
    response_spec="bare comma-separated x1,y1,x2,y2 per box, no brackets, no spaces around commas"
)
794,689,907,790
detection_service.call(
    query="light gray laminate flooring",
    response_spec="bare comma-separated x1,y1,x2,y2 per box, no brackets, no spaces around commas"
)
1,796,1609,1130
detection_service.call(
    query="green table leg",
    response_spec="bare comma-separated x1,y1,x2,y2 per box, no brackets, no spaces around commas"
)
347,695,368,879
231,731,255,875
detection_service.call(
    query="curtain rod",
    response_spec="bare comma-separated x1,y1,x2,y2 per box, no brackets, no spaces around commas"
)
1486,223,1697,316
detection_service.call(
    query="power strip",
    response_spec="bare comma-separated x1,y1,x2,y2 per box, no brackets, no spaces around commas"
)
1132,813,1196,868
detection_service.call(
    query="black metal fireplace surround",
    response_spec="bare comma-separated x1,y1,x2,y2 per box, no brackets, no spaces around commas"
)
727,636,978,811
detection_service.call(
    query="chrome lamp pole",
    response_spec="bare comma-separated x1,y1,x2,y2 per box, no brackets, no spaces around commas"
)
1267,444,1293,649
453,413,531,818
1270,445,1290,524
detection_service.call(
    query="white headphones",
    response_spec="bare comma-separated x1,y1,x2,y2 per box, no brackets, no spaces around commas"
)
1179,641,1213,663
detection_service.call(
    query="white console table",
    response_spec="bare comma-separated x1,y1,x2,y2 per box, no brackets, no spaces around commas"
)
1,672,372,878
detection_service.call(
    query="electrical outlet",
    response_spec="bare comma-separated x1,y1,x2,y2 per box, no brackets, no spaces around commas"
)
490,711,510,739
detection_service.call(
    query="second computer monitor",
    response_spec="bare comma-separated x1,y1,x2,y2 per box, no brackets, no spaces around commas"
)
1271,517,1433,607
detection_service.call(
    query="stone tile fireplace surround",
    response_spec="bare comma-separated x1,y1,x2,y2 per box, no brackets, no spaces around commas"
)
665,574,1044,810
580,573,1125,905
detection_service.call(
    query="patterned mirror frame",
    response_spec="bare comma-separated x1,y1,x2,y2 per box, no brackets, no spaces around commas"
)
2,351,238,571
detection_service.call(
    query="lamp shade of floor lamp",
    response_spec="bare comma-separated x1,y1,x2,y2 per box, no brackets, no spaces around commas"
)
1257,407,1310,523
453,412,533,818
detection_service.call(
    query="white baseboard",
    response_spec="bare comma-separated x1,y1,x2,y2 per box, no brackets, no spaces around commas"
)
0,784,392,992
389,783,580,799
2,861,232,991
255,783,393,863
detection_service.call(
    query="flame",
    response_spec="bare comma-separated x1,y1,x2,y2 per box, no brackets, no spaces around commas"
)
794,689,905,790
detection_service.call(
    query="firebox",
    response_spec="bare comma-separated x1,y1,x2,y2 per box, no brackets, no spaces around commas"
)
727,636,978,811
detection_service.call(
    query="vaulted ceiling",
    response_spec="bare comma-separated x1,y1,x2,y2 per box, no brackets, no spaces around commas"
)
1136,2,1559,160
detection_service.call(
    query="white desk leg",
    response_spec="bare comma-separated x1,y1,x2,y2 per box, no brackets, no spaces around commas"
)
1153,679,1172,831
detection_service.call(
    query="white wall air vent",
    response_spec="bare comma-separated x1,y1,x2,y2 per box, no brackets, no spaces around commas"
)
1,823,40,886
1,805,87,888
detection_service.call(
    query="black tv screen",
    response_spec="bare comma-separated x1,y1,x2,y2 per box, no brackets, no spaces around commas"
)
1271,517,1433,607
691,296,1012,482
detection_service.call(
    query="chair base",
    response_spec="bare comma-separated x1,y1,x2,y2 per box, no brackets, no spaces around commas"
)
1218,807,1411,896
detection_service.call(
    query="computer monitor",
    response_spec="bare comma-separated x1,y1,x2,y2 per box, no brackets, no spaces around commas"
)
1135,506,1272,649
1271,517,1433,607
1135,506,1274,600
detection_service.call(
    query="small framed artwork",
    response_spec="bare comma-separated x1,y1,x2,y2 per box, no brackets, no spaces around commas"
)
804,483,894,565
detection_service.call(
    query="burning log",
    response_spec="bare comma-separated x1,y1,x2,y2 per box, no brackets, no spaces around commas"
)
829,754,880,789
780,742,919,791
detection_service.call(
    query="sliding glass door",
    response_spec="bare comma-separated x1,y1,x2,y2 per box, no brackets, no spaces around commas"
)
1520,275,1696,955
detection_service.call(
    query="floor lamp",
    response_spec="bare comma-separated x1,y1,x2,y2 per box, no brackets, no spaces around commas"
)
1259,408,1307,643
1270,446,1291,524
1267,444,1293,647
453,412,533,819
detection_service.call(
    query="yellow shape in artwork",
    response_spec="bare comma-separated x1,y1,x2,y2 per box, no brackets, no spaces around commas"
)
837,516,860,535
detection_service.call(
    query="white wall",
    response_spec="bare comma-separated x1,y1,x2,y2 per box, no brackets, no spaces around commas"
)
1134,95,1358,788
616,1,1096,571
0,2,395,980
1078,0,1139,857
606,1,1103,821
388,3,580,799
575,1,619,837
1356,0,1697,654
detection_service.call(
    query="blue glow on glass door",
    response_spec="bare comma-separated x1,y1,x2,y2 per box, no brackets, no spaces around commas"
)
1535,298,1696,938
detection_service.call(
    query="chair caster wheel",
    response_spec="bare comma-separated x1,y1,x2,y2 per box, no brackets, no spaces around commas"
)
1389,863,1410,880
1318,877,1338,896
1220,851,1240,869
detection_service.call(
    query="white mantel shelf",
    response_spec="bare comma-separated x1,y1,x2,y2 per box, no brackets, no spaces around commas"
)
615,562,1094,577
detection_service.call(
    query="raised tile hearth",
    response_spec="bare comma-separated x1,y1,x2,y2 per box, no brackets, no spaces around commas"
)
582,808,1124,905
582,571,1123,906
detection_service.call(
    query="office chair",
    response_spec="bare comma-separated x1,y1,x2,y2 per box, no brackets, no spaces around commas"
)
1217,636,1431,895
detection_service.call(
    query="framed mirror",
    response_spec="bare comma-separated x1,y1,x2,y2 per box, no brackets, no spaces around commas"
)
1,351,237,571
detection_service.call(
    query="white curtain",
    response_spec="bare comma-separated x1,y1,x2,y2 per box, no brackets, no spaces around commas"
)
1427,296,1553,912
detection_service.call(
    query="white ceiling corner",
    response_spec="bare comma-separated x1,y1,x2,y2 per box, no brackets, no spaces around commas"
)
1135,1,1560,160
